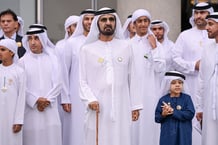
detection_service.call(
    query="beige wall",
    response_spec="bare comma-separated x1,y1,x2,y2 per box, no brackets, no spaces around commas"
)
117,0,181,42
44,0,92,43
43,0,117,43
0,0,180,43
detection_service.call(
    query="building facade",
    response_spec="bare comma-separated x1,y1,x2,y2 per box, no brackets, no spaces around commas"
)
0,0,217,43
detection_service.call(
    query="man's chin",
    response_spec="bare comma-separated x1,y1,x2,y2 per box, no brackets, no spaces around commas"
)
102,30,114,36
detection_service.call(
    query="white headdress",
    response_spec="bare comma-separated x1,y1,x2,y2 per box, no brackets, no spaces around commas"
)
160,71,189,97
28,24,55,48
84,7,124,45
189,2,214,27
64,15,80,39
132,9,153,34
206,12,218,22
150,20,170,41
17,16,24,36
0,39,18,62
132,9,151,23
71,9,95,38
22,28,53,54
122,14,132,39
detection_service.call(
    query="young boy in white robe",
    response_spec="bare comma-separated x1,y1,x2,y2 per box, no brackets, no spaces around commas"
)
0,39,26,145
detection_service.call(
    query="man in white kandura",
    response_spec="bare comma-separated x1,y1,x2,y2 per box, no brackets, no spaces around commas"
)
55,14,80,145
150,19,175,72
196,12,218,145
172,2,214,145
130,8,166,145
19,27,62,145
79,7,143,145
63,9,95,145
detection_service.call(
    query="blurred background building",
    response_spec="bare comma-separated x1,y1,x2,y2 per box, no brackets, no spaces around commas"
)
0,0,217,43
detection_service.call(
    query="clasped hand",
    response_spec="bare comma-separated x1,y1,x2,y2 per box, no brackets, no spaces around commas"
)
161,101,174,117
37,97,50,112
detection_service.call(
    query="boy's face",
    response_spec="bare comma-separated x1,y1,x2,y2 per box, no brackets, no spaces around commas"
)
170,79,183,96
0,46,14,62
134,16,150,36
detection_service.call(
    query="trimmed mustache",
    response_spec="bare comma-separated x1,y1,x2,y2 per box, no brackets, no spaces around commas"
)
104,25,112,30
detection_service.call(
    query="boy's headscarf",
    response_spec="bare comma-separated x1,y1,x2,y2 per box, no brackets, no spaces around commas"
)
0,39,18,62
160,71,189,97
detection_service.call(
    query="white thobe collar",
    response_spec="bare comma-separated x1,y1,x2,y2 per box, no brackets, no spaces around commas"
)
29,51,45,58
192,26,208,39
97,39,114,45
134,33,149,42
0,63,15,69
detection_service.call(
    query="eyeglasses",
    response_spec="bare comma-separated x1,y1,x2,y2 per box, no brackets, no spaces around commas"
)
99,17,115,23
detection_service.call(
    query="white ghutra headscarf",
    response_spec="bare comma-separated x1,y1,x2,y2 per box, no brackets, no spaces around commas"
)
132,9,154,35
70,9,95,38
159,71,189,97
189,2,214,27
28,24,55,48
64,15,80,39
206,12,218,120
0,39,18,62
84,7,124,45
122,14,132,39
150,20,170,42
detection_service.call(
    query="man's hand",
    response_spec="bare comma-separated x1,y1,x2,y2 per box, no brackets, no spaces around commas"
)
161,101,174,117
37,97,50,112
62,104,71,112
13,124,22,133
196,112,203,122
147,34,157,49
88,101,99,112
195,60,200,71
132,110,140,121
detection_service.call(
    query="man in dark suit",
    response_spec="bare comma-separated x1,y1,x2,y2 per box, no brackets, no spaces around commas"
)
0,9,26,59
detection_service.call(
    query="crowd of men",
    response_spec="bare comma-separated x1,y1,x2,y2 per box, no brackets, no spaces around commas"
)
0,1,218,145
